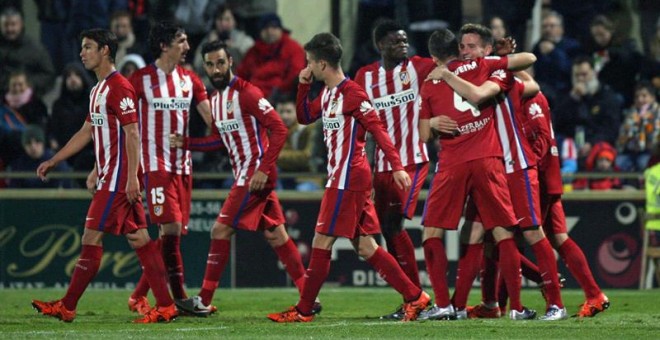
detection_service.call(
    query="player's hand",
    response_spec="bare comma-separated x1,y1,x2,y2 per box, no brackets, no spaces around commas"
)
494,37,517,56
36,159,57,181
299,66,313,84
86,169,98,194
430,115,459,135
249,170,268,192
425,65,449,82
169,133,184,148
392,170,411,191
125,176,141,204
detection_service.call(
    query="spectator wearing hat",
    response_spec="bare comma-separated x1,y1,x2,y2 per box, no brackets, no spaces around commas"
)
236,12,305,100
573,141,621,190
7,125,71,188
117,53,146,79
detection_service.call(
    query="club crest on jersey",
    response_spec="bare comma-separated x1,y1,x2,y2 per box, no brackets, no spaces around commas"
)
180,79,191,94
119,97,136,114
258,98,273,114
154,205,163,216
328,99,338,117
226,100,234,115
94,92,105,110
399,71,410,85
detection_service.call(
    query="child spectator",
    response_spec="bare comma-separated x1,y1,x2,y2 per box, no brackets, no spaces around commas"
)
616,81,660,171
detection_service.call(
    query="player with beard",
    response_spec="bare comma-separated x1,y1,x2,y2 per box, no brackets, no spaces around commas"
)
354,21,434,320
125,22,213,316
170,40,315,315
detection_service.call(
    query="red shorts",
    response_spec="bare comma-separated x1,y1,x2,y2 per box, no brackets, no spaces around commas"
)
85,190,147,235
505,167,542,228
374,163,429,219
144,171,192,229
218,184,285,231
316,188,380,239
422,157,517,230
541,194,567,235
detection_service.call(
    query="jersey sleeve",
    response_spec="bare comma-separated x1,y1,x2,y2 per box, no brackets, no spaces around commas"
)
353,68,366,90
186,126,225,151
190,71,208,103
107,81,139,126
483,57,512,93
345,86,404,171
239,86,288,174
296,83,323,124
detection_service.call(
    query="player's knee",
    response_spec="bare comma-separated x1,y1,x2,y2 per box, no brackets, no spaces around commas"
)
551,233,568,248
210,222,233,240
160,222,182,235
81,229,104,246
264,226,287,247
126,229,150,249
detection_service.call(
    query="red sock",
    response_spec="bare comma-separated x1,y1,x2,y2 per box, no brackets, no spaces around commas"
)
366,247,421,302
497,238,522,311
481,252,499,304
452,243,483,309
297,248,331,315
273,238,306,294
423,238,450,307
131,239,160,298
532,238,563,308
559,238,601,299
497,274,508,311
520,254,542,284
162,235,187,299
199,239,230,306
62,245,103,310
390,230,422,288
135,240,174,307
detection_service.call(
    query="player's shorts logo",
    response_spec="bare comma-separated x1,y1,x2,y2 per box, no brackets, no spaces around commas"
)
154,205,163,216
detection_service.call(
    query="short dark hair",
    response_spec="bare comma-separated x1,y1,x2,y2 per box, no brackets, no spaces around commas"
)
304,32,342,68
427,28,458,61
149,21,185,58
200,40,232,60
110,10,132,25
0,6,21,20
80,28,119,63
634,80,656,98
459,23,494,47
572,55,594,69
373,19,404,45
590,15,614,31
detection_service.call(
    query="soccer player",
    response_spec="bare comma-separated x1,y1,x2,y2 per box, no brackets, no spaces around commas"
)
418,28,537,321
126,21,212,315
354,20,434,319
267,32,430,323
31,28,176,324
169,40,310,316
527,92,610,317
437,24,566,320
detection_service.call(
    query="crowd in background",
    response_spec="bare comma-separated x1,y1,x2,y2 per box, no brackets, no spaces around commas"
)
0,0,659,191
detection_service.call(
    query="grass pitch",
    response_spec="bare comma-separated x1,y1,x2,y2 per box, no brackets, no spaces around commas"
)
2,287,659,339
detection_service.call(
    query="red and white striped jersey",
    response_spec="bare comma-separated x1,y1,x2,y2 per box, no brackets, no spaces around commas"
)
297,79,404,191
493,78,538,173
420,57,511,170
354,56,435,172
206,77,287,187
86,71,139,192
130,64,207,175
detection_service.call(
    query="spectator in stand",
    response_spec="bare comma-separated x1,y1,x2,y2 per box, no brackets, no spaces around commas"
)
226,0,277,40
532,11,583,106
237,13,305,100
34,0,72,72
573,142,621,190
487,15,508,40
110,10,149,66
48,63,94,175
0,7,55,96
616,81,660,172
0,101,24,167
117,53,146,78
3,71,48,132
273,92,320,191
193,4,254,84
589,15,643,106
7,125,71,188
554,56,623,160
